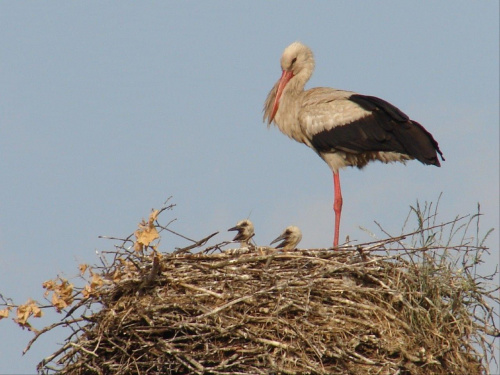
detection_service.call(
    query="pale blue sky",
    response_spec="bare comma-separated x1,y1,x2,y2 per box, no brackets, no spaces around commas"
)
1,2,499,373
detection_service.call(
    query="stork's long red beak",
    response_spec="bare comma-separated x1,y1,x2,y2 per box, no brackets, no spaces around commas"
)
270,70,294,122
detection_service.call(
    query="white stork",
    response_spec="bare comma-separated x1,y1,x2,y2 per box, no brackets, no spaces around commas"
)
228,219,255,247
264,42,444,248
270,226,302,251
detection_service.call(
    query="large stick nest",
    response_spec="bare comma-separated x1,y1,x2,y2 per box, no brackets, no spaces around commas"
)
32,203,498,374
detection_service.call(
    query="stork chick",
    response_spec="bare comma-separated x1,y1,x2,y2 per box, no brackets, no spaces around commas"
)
270,226,302,251
228,219,255,247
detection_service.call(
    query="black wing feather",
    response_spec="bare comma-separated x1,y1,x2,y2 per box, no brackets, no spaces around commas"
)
310,94,444,166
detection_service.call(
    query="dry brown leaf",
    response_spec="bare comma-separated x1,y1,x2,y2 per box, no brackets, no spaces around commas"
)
134,240,144,252
52,293,68,312
82,284,92,298
16,305,29,325
79,264,88,275
133,210,160,252
16,299,39,325
43,279,75,311
148,209,159,225
136,226,159,247
0,307,11,320
31,304,43,318
57,279,73,302
90,273,104,289
42,280,56,297
58,280,74,300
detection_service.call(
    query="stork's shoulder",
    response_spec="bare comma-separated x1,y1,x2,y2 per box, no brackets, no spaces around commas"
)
301,88,354,106
298,88,372,134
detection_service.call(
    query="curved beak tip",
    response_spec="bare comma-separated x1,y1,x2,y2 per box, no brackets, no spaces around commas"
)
270,235,284,245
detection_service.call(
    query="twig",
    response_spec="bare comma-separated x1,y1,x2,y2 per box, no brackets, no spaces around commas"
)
173,231,219,255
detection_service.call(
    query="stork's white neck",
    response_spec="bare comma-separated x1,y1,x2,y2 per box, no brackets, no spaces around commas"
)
274,94,303,143
274,76,309,144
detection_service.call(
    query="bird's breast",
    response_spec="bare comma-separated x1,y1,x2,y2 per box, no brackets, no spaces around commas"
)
274,97,308,145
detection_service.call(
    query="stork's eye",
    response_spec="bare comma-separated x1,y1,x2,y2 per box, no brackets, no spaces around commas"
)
291,57,297,65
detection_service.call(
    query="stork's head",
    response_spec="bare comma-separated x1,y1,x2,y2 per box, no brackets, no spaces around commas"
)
228,219,255,242
270,225,302,251
267,42,315,123
280,42,315,77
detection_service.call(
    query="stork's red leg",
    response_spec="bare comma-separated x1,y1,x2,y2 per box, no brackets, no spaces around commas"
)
333,172,343,248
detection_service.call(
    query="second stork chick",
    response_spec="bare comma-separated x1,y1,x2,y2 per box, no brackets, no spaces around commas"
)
270,226,302,251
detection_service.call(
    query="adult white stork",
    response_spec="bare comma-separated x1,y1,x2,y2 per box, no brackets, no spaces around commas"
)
270,226,302,251
228,219,255,247
264,42,444,248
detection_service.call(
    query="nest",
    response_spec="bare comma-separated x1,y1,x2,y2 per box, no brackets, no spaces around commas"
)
30,203,498,374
